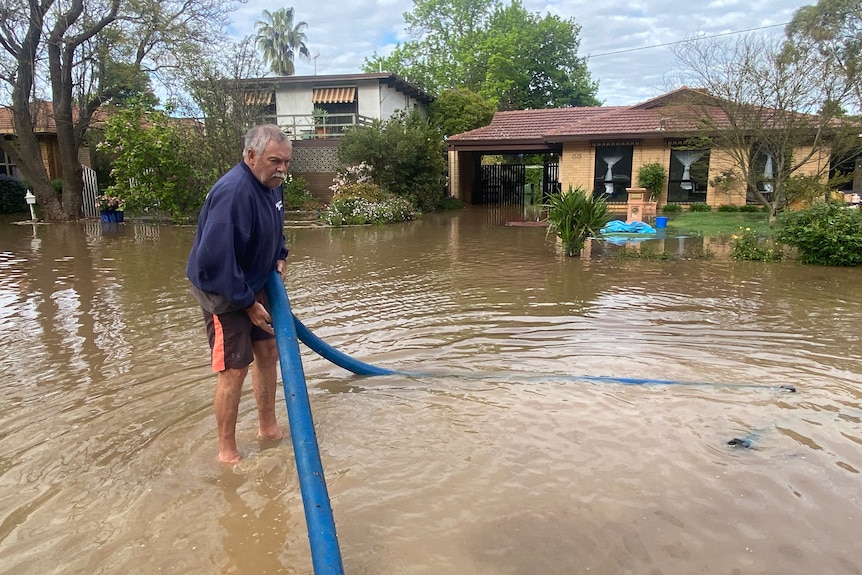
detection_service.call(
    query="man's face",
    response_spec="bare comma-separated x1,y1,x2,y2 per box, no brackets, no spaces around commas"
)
246,140,292,189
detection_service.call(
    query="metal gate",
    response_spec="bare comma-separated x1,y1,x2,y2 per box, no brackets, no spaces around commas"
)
81,164,98,218
479,164,525,204
478,162,560,205
543,162,560,200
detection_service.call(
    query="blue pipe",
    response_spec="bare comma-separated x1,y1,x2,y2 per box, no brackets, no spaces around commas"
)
287,324,796,393
292,315,396,376
265,272,344,575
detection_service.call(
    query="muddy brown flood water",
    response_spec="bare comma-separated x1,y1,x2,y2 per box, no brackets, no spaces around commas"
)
0,207,860,575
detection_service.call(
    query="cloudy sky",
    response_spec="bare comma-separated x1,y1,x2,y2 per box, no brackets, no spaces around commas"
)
227,0,815,106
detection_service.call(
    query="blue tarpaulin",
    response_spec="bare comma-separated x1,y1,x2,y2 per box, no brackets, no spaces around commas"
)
600,220,657,234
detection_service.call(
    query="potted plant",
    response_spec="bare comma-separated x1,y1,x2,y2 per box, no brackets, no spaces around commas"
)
542,185,611,257
312,107,329,137
97,194,125,222
636,162,667,202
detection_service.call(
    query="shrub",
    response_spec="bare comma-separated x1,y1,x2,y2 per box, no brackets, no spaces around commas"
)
689,202,712,212
0,174,28,213
329,162,374,196
438,195,465,210
333,182,388,203
717,204,739,212
283,174,316,210
636,162,667,201
775,202,862,266
321,194,418,226
661,203,682,213
730,227,783,261
738,204,763,213
337,109,446,212
543,185,611,257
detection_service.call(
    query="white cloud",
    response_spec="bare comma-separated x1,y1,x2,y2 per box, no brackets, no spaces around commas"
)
233,0,813,106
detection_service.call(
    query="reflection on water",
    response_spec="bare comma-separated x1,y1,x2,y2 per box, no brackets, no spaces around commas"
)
0,209,861,574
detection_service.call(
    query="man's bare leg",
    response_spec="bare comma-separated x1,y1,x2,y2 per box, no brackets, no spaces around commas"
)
252,338,283,441
214,367,248,463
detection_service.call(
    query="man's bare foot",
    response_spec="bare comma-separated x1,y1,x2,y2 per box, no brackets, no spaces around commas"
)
257,426,284,441
218,450,241,464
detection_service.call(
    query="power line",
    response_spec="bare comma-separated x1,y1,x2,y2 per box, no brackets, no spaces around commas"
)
586,22,790,59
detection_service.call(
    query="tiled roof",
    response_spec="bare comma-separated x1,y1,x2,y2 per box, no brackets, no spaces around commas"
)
0,104,195,135
0,104,59,134
448,106,625,142
543,105,719,139
447,88,738,145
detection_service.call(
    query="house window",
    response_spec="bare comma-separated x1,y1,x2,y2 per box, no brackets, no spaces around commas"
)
747,147,781,204
593,144,633,202
667,148,710,202
0,147,16,177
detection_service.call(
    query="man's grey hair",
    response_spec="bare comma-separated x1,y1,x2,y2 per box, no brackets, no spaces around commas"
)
243,124,291,158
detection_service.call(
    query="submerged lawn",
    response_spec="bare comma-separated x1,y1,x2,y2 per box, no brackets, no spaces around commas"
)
663,212,771,236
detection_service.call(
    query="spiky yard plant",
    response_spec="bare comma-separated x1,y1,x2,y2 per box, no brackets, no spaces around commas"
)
543,186,611,257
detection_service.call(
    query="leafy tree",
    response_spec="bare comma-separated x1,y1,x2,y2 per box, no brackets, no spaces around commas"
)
0,0,232,222
477,1,600,110
785,0,862,112
366,0,494,92
673,34,860,221
428,88,496,137
97,99,209,223
255,7,310,76
175,36,275,177
338,109,446,211
364,0,598,110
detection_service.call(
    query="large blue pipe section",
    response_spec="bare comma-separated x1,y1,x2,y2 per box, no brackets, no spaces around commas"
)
292,315,395,376
265,272,344,575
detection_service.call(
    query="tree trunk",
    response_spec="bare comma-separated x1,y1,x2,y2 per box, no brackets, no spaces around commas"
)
0,105,67,222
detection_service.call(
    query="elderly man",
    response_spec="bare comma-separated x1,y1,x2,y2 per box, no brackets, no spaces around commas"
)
186,124,291,463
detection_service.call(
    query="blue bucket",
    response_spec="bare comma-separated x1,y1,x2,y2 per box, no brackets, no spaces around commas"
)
655,216,668,229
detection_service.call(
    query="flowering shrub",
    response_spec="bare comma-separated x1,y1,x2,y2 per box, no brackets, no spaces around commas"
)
329,162,374,195
97,194,125,212
333,182,388,203
97,98,210,222
322,161,419,225
321,195,417,226
730,227,783,261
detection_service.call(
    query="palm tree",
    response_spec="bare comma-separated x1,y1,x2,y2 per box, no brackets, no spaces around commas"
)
255,7,310,76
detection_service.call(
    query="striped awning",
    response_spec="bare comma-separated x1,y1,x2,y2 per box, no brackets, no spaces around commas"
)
312,87,356,104
242,91,274,107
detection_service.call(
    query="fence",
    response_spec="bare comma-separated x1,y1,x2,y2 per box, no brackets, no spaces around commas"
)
81,164,98,218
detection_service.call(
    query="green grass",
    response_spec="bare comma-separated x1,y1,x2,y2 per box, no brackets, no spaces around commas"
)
663,212,771,236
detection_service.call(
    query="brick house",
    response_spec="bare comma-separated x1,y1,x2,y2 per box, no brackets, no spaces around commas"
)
446,87,835,211
0,104,93,180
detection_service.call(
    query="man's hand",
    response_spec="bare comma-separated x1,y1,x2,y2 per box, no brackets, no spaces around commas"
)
246,301,274,335
276,259,287,280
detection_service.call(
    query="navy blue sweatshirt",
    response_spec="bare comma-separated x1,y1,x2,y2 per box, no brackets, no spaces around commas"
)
186,162,288,311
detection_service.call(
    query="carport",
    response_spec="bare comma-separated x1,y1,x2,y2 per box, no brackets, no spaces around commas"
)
446,107,623,205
